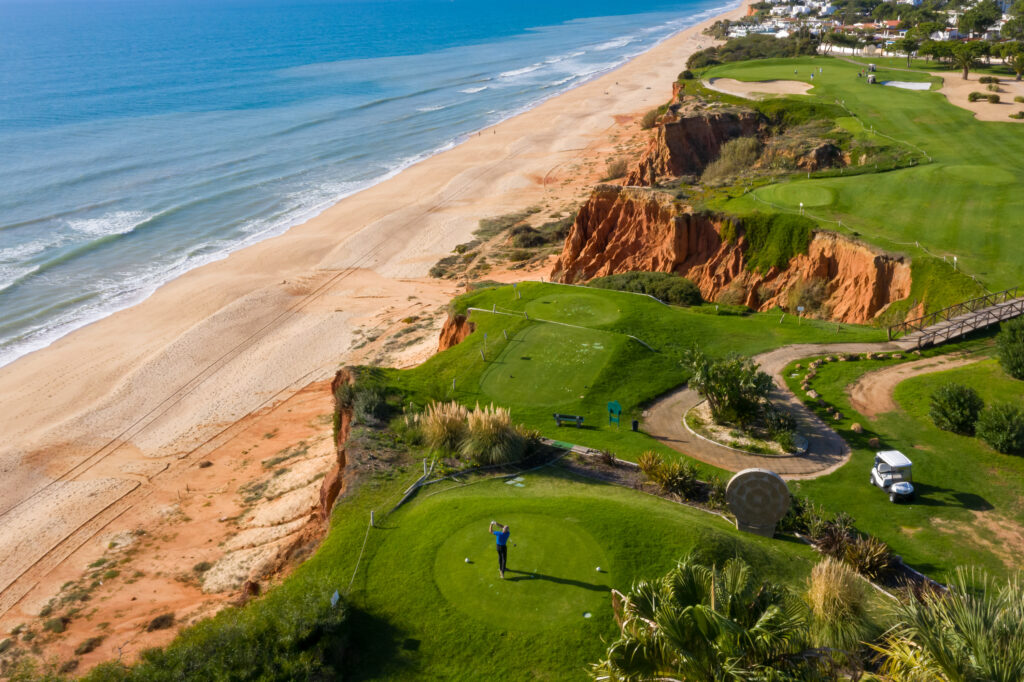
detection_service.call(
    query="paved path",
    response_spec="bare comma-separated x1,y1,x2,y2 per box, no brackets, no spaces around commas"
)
644,343,899,479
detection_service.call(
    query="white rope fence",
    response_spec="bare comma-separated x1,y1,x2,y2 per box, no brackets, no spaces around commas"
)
465,306,656,351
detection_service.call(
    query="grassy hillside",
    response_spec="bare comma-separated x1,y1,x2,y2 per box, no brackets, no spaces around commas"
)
704,57,1024,295
381,282,886,472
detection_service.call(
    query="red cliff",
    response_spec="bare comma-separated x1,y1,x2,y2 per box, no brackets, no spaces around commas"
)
551,185,911,324
437,312,475,351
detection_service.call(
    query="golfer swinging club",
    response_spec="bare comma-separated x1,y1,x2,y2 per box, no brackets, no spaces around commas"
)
489,520,510,578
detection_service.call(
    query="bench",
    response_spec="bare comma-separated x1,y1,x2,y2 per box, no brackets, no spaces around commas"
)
553,413,584,428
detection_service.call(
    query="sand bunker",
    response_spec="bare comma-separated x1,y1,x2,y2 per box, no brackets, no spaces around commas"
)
882,81,931,91
704,77,812,100
934,73,1024,123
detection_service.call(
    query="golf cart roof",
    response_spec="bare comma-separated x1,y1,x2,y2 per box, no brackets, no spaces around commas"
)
877,450,912,468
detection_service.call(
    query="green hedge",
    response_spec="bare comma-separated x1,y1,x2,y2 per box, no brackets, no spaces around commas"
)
720,212,815,273
587,271,703,306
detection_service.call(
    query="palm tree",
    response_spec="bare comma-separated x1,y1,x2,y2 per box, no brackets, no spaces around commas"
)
592,556,830,681
951,42,981,80
873,567,1024,682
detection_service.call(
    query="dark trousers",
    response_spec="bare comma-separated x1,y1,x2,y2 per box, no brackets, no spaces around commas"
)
496,545,507,573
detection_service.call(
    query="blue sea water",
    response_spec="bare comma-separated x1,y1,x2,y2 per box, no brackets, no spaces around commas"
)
0,0,732,367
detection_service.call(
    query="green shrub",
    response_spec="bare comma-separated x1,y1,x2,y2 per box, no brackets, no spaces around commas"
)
843,535,896,580
987,94,1000,103
928,383,984,435
775,430,797,453
979,75,999,84
787,278,828,315
986,83,1000,92
685,347,773,427
506,249,532,262
1015,95,1024,103
353,385,388,425
701,136,762,185
996,317,1024,379
0,637,13,654
687,33,818,69
976,402,1024,454
1010,111,1024,119
508,225,545,248
637,450,664,478
678,69,695,80
968,91,985,102
75,636,105,656
720,212,816,274
588,271,703,306
640,108,659,129
146,613,175,632
654,460,700,498
42,618,67,634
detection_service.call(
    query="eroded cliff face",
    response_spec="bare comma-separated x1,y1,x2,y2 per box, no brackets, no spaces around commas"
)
625,107,763,186
437,312,475,351
320,368,353,522
551,185,911,324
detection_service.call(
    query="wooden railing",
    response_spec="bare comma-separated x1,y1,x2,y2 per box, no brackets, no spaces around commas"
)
892,296,1024,348
888,286,1022,340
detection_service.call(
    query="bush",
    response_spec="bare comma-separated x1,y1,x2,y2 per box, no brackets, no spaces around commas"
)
928,383,984,435
987,94,1000,103
653,459,699,498
986,83,1000,92
603,157,628,180
678,69,695,80
774,430,797,453
42,618,67,634
787,277,828,315
687,33,818,69
815,512,856,559
75,636,105,656
701,136,762,185
706,475,727,508
460,403,525,465
508,225,545,248
979,75,999,84
844,535,896,580
421,401,468,454
968,91,985,102
1015,95,1024,103
353,385,388,425
146,613,175,632
637,450,664,478
640,108,659,129
1011,111,1024,119
976,402,1024,454
588,271,703,306
997,317,1024,379
720,213,816,274
685,347,773,427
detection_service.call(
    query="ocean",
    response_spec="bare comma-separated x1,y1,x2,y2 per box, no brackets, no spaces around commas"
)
0,0,732,368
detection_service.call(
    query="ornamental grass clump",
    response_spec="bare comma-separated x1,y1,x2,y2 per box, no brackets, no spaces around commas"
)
421,401,468,454
805,557,869,652
460,403,525,465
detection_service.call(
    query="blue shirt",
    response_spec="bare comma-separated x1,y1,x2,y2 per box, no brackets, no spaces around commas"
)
493,530,510,546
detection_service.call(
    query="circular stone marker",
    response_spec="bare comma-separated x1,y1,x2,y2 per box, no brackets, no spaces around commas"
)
434,514,610,629
726,468,790,537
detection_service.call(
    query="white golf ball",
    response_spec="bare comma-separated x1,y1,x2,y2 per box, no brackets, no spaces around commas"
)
465,557,470,563
596,566,601,572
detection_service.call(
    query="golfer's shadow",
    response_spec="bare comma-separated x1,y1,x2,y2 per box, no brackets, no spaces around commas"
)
504,569,608,592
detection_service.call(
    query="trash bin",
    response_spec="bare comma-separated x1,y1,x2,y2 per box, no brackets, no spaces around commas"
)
631,420,639,432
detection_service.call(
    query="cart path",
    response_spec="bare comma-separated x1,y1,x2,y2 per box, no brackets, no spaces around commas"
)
847,352,985,418
644,342,900,479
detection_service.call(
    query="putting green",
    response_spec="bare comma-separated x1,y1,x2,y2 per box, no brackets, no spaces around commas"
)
524,291,622,326
755,182,836,209
942,164,1015,186
434,513,611,629
479,323,620,406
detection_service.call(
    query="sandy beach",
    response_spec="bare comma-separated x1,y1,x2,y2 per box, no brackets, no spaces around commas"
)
0,0,749,661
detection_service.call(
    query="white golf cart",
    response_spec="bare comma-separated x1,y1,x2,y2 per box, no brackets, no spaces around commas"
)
870,450,914,503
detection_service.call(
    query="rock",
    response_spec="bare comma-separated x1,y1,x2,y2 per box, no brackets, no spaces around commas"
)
242,580,261,597
550,185,912,324
801,383,810,391
913,350,922,356
833,412,842,421
795,363,802,370
851,423,864,433
625,108,763,186
806,390,819,399
198,460,213,469
892,353,903,359
868,437,881,448
838,355,848,361
824,356,834,363
438,313,475,351
807,371,817,380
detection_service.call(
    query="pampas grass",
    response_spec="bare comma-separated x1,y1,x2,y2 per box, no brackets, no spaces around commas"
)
421,401,468,453
460,403,526,465
805,557,869,653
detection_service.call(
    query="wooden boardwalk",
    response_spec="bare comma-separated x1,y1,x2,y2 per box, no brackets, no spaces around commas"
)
890,288,1024,349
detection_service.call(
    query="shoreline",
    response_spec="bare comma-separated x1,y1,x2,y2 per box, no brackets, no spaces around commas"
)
0,0,750,662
